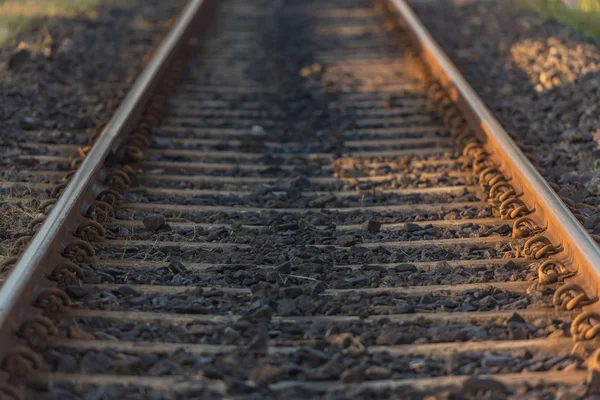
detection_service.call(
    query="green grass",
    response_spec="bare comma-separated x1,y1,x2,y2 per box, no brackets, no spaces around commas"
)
519,0,600,37
0,0,100,46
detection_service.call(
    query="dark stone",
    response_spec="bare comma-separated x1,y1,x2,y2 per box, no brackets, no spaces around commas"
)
8,49,30,69
308,194,336,208
336,236,357,247
277,299,299,316
364,366,392,380
56,355,78,373
148,360,182,376
223,327,242,343
168,259,188,273
361,264,387,273
275,260,292,275
250,364,283,383
138,353,159,370
507,312,527,324
297,219,311,231
340,367,365,383
561,128,593,143
280,286,304,298
503,261,520,271
226,379,255,395
405,222,420,232
249,306,275,320
247,334,269,356
66,285,89,299
142,213,166,231
361,220,381,233
203,367,223,380
80,352,114,373
296,294,317,314
203,289,224,297
298,347,330,366
395,302,415,313
309,281,326,297
376,329,412,345
69,326,95,340
116,285,142,297
462,377,507,393
392,263,417,272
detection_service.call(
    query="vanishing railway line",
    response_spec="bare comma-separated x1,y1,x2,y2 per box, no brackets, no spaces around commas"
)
1,0,600,398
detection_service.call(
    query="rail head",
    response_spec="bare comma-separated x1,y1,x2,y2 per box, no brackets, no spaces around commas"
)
0,0,210,387
1,0,598,394
386,0,600,305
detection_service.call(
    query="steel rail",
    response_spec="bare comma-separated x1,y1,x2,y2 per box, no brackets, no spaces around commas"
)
0,0,597,396
387,0,600,306
0,0,209,379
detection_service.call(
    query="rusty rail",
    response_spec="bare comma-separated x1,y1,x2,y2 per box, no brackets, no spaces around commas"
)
0,0,209,395
387,0,600,319
1,0,600,396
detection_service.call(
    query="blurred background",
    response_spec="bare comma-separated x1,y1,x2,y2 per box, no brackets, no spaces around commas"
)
0,0,100,45
523,0,600,36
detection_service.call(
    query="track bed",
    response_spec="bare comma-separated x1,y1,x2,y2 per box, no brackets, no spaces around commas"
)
0,0,596,399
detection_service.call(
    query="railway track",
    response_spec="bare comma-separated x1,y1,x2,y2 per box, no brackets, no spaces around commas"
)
2,0,600,398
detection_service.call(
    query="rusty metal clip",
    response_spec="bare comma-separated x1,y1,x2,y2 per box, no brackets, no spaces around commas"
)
106,169,132,190
522,236,558,259
462,142,485,158
0,257,18,272
489,181,515,203
554,283,593,311
76,220,106,242
50,182,69,198
538,260,575,284
10,236,32,254
499,197,529,220
63,239,95,263
35,288,71,314
69,156,85,171
512,216,543,239
0,382,23,400
471,156,490,176
127,145,145,161
37,199,57,215
19,316,57,348
572,311,600,341
86,200,115,223
479,166,504,188
50,261,84,285
141,114,160,126
1,346,45,381
454,130,472,147
27,214,46,234
128,135,151,150
97,189,121,207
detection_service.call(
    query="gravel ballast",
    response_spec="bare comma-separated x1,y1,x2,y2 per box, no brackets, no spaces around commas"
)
0,0,185,266
408,0,600,229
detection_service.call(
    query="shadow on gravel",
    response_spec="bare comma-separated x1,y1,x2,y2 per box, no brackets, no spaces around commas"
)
0,0,175,130
408,0,600,206
0,0,183,269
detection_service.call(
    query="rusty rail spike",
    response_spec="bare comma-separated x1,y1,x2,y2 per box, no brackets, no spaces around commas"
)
388,0,600,340
410,31,590,324
34,289,71,315
538,260,575,285
392,0,600,348
0,1,209,395
2,0,600,396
